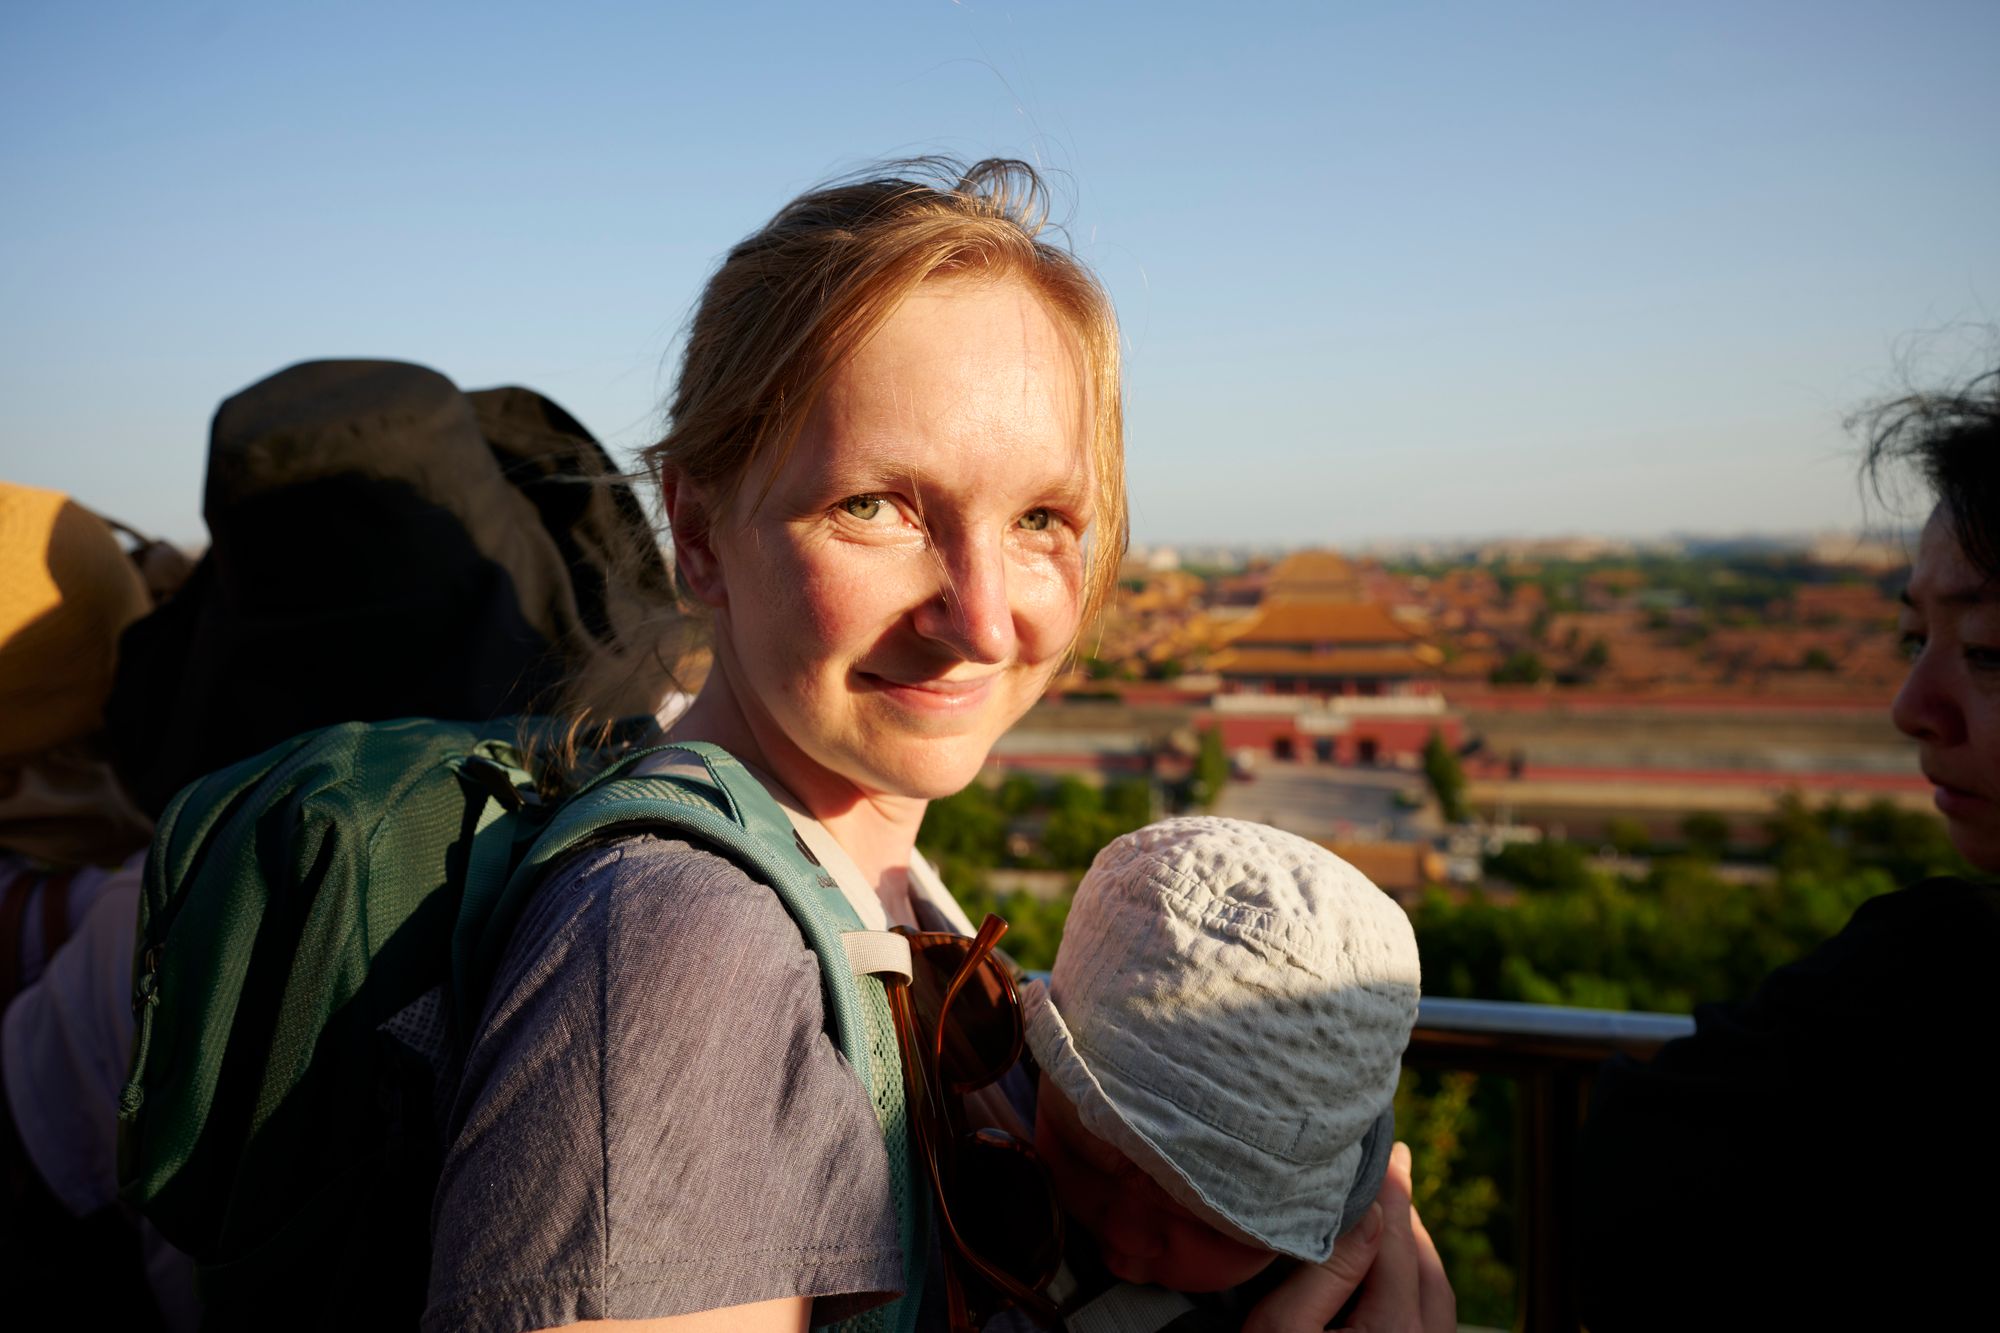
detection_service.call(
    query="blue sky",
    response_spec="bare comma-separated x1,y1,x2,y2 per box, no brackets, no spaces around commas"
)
3,1,1995,547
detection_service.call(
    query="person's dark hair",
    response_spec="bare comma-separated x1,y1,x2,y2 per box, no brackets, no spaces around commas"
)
1859,366,2000,579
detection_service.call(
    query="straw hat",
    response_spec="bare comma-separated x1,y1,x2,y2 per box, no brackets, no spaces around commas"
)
0,482,150,758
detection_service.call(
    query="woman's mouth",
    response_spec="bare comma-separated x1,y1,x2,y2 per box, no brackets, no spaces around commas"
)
856,670,997,713
1929,777,1990,821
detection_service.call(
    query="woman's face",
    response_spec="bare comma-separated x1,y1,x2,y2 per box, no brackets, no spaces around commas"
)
1892,507,2000,871
696,274,1094,803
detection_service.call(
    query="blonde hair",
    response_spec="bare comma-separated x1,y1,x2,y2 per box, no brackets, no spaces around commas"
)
539,159,1126,783
647,156,1127,627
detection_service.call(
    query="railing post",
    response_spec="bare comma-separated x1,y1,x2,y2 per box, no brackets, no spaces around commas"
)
1409,1000,1691,1333
1514,1066,1590,1332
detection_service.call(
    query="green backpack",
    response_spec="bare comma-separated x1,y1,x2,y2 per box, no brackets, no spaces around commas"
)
116,717,925,1332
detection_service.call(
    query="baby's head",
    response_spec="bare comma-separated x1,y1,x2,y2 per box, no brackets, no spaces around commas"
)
1022,817,1420,1290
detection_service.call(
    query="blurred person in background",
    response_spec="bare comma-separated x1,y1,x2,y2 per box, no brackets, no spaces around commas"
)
1,480,171,1328
1579,368,2000,1330
102,359,674,819
4,362,674,1330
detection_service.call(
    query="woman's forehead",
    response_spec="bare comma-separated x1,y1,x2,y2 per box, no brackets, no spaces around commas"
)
834,278,1086,409
1910,509,1997,604
793,281,1093,492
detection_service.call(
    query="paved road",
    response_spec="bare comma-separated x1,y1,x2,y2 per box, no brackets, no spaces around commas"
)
1212,761,1440,843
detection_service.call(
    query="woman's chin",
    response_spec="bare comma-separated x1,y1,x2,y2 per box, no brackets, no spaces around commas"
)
849,745,989,804
891,762,987,803
1946,820,2000,876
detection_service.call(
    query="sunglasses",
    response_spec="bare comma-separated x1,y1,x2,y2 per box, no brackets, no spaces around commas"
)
886,914,1065,1332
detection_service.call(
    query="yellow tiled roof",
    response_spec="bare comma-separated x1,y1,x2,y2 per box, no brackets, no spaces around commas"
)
1234,597,1422,646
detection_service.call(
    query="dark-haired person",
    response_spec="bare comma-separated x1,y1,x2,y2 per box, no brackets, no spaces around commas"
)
0,482,169,1328
1578,370,2000,1331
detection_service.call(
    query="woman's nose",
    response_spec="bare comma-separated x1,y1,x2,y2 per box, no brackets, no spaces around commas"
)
1891,649,1965,746
912,534,1015,664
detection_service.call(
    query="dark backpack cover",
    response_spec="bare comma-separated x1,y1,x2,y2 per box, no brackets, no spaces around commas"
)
104,360,672,818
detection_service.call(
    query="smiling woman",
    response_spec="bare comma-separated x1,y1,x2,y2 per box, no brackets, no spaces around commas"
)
666,275,1098,812
422,160,1128,1333
423,159,1446,1333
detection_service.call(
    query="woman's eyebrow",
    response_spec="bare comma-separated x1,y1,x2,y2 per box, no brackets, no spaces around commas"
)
803,452,924,497
1902,584,2000,608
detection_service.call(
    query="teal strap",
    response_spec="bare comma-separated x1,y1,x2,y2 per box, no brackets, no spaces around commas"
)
493,740,928,1333
448,788,523,1019
601,740,801,853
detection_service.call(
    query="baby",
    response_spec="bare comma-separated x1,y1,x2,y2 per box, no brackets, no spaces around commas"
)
1020,815,1421,1329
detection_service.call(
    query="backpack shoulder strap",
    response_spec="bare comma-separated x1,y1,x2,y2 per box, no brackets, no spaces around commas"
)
456,740,927,1333
455,740,904,1067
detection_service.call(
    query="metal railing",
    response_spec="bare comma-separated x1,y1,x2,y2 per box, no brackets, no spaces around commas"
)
1403,999,1695,1333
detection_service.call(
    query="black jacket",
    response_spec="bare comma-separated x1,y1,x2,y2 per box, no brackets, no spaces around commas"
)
1578,876,2000,1330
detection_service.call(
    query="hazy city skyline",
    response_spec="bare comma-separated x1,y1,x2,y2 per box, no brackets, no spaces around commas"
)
3,1,1994,547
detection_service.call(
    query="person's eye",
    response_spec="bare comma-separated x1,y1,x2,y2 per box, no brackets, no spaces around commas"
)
1018,508,1059,532
1965,645,2000,673
1899,631,1925,663
839,495,890,523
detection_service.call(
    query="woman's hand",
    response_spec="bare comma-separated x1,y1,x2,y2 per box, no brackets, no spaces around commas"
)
1243,1143,1456,1333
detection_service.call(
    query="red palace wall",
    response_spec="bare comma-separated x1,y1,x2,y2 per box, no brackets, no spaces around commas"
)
1207,712,1464,765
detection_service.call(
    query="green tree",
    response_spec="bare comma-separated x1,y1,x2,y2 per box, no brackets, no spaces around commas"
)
1484,839,1597,892
1395,1070,1514,1327
1036,776,1155,869
916,784,1006,865
950,882,1074,973
1489,651,1547,685
1763,794,1844,880
1191,726,1229,810
1680,811,1730,860
1843,797,1967,881
1605,817,1651,856
996,772,1043,817
1053,776,1100,818
1423,730,1470,824
1103,777,1154,828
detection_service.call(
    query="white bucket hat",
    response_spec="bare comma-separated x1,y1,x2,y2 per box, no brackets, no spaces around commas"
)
1023,816,1420,1262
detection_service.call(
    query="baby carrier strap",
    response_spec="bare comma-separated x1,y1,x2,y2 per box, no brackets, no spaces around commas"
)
495,740,926,1333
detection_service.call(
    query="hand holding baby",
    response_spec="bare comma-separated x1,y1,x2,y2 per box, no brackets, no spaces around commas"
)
1243,1144,1455,1333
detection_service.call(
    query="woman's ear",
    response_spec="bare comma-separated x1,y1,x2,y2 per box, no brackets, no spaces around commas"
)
660,471,728,610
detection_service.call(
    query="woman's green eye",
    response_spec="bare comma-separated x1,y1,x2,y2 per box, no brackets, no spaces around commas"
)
1019,508,1054,532
841,496,884,522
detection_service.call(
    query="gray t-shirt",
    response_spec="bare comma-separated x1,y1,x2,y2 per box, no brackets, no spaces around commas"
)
423,835,905,1333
